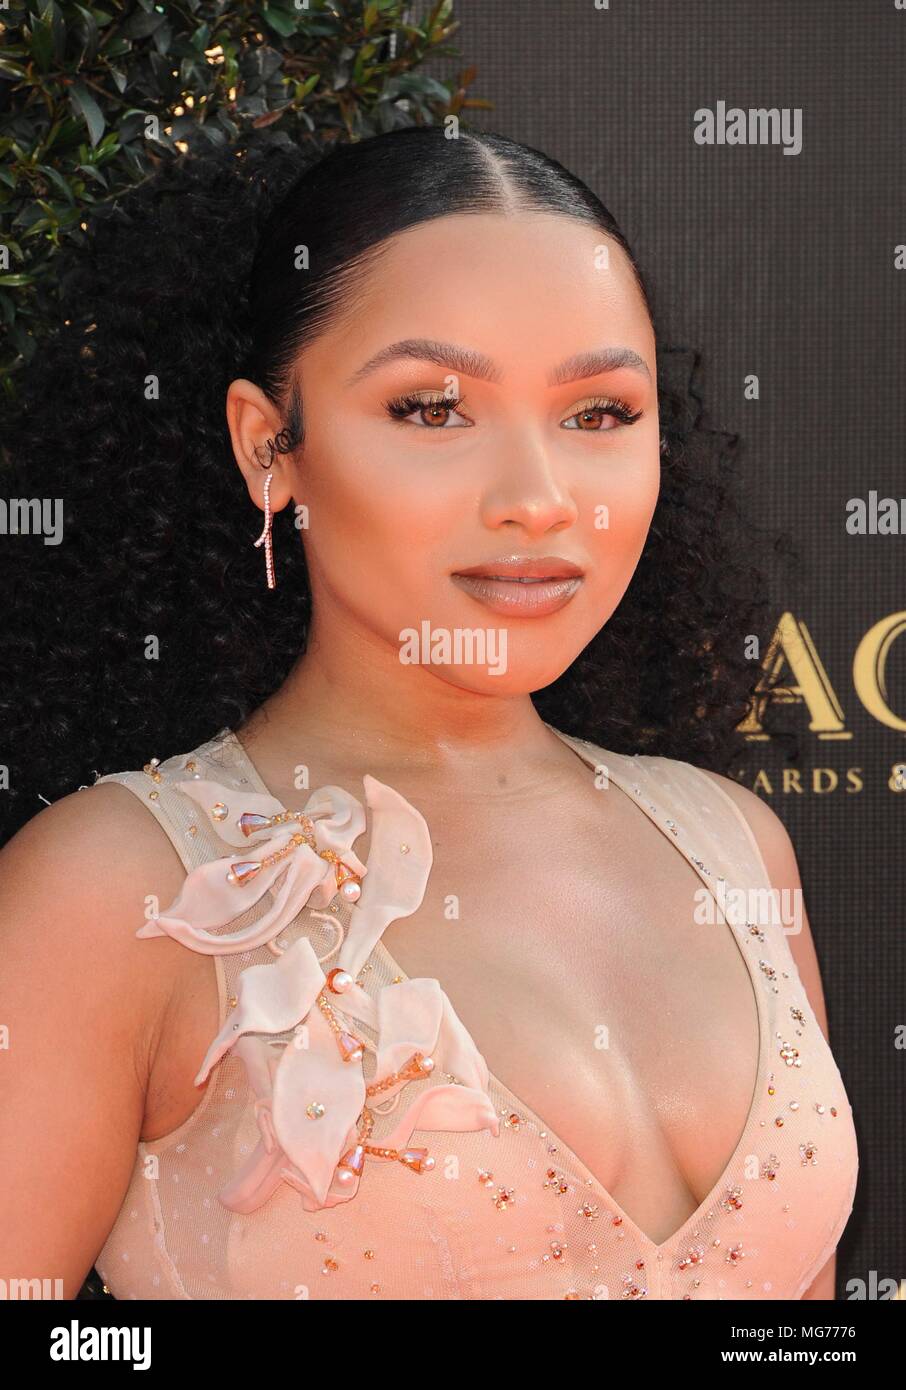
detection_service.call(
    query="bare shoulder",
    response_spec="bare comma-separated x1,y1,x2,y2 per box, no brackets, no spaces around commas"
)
2,778,191,929
0,781,193,1076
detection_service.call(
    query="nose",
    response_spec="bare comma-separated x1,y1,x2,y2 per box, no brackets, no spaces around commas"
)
479,440,579,536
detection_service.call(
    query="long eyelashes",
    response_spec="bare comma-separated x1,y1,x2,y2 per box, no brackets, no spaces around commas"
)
383,391,468,426
563,395,643,429
382,391,644,430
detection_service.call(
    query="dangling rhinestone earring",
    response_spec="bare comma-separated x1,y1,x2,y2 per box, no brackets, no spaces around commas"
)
253,438,276,590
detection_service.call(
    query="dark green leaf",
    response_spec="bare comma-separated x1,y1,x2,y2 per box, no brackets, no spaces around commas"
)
73,4,101,65
121,9,167,39
153,23,173,55
37,165,76,204
28,13,54,73
75,163,110,188
48,0,67,63
68,82,106,148
189,24,211,54
261,6,300,40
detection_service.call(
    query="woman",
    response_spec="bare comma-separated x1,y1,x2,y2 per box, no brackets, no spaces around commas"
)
0,127,857,1300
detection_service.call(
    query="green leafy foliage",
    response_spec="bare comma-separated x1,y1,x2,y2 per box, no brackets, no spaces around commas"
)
0,0,489,397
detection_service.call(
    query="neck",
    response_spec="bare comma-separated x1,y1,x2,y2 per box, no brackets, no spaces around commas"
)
237,601,571,791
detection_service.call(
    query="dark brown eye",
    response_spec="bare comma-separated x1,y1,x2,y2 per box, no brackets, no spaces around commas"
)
384,392,470,428
575,407,616,431
420,402,455,427
562,396,643,431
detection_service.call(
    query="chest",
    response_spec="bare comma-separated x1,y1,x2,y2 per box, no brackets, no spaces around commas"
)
146,769,762,1248
373,786,761,1243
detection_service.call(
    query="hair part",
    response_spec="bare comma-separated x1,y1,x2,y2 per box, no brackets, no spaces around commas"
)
0,126,792,844
243,127,654,437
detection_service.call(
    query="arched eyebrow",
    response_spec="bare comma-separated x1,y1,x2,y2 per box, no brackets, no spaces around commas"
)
345,338,651,388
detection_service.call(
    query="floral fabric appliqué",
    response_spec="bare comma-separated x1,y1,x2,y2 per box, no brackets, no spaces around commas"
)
138,771,499,1212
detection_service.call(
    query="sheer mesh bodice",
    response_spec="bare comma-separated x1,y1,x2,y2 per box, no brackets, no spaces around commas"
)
93,726,858,1300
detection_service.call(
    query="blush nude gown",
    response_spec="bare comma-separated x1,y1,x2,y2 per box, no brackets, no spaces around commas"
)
92,723,858,1300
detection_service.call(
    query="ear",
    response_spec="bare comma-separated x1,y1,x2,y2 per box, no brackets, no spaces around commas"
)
226,378,296,511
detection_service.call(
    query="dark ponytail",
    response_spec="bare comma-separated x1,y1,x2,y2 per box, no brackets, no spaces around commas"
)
0,127,787,842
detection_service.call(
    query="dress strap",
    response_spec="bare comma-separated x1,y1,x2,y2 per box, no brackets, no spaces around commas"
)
549,726,771,893
93,727,251,877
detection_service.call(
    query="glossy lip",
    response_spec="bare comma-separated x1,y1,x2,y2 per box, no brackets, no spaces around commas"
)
450,555,585,617
451,554,585,581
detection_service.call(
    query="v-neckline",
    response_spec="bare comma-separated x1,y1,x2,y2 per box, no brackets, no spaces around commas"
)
219,721,767,1259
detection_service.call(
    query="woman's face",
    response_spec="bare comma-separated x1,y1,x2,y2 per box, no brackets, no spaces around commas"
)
272,212,659,693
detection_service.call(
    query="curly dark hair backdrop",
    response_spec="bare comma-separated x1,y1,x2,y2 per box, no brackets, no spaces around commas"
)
0,126,791,846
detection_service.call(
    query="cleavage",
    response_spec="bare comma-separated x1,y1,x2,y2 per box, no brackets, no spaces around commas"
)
374,792,760,1246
